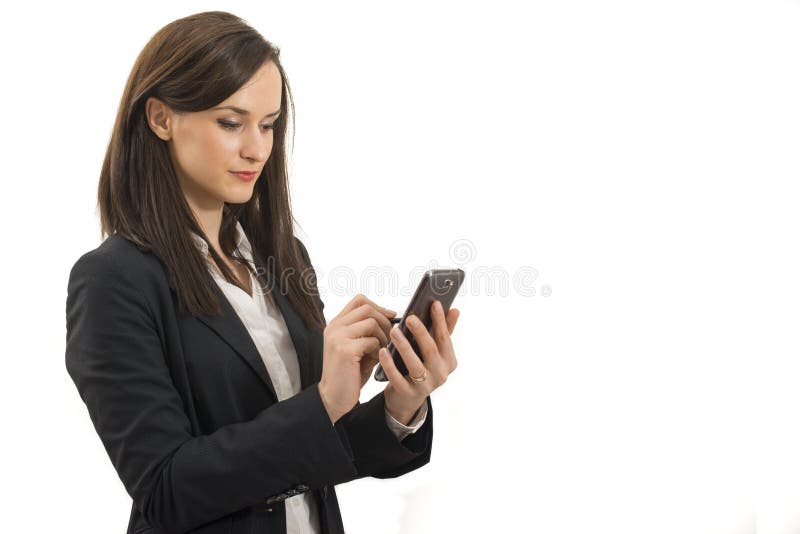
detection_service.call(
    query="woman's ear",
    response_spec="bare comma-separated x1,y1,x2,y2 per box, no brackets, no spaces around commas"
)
145,96,173,141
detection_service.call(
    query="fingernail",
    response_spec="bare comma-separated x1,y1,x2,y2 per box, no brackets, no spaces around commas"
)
407,316,419,328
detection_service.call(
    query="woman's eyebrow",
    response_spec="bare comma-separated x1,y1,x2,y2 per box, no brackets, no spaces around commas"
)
212,105,281,118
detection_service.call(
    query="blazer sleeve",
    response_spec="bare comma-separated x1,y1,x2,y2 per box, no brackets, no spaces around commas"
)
337,391,433,479
65,250,359,533
294,237,434,480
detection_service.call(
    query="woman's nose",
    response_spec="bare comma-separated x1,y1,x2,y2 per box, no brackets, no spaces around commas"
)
240,125,270,162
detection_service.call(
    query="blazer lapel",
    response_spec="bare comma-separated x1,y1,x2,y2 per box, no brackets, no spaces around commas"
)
195,281,279,401
267,278,316,391
191,270,317,399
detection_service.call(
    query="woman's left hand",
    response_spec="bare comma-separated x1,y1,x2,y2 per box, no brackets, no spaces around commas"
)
380,300,460,425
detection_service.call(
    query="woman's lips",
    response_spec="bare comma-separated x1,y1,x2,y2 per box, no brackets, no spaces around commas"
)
229,171,258,181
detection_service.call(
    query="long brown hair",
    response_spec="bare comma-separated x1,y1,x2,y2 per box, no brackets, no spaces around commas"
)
97,10,325,332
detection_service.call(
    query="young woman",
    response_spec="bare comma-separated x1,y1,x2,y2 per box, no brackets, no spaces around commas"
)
64,10,460,534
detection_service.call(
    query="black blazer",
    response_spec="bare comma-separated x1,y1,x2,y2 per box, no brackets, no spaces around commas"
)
65,234,433,534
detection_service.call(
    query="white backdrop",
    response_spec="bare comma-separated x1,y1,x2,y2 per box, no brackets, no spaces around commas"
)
1,1,798,532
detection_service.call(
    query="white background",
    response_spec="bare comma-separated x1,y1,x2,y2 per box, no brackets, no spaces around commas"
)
1,1,798,532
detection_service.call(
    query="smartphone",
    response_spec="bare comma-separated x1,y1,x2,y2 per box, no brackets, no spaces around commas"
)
374,268,465,382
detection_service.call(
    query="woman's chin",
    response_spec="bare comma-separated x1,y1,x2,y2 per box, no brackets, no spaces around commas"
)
225,185,257,204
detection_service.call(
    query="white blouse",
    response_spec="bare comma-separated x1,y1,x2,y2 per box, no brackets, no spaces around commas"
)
190,221,428,533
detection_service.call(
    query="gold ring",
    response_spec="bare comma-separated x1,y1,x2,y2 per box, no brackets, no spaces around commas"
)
407,368,428,383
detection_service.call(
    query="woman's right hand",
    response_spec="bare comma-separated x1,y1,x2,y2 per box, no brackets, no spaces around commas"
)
317,294,396,424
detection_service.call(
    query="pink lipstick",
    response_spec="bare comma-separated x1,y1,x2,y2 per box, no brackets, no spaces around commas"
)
229,171,258,181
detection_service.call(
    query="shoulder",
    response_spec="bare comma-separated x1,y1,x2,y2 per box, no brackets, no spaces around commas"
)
67,234,171,304
294,235,311,264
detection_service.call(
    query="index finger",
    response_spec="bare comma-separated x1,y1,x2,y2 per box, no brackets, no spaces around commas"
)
335,293,396,321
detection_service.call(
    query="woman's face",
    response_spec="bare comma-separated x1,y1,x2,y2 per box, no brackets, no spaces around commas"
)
156,61,283,211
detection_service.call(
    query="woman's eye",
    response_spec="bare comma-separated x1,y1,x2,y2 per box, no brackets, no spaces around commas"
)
217,120,275,132
218,120,240,130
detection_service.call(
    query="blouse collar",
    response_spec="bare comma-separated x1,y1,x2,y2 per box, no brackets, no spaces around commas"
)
189,220,253,263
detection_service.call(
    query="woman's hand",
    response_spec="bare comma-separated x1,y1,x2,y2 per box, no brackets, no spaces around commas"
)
380,300,460,425
359,327,393,389
318,294,396,424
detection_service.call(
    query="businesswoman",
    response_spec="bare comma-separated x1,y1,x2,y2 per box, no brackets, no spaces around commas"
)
65,11,460,534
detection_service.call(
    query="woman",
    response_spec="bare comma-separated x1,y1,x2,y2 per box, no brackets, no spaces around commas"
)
64,11,460,534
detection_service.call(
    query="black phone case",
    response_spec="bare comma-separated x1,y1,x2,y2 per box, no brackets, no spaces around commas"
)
374,268,464,382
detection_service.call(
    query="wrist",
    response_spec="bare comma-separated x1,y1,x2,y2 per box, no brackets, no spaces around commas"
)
318,381,346,424
384,386,425,426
